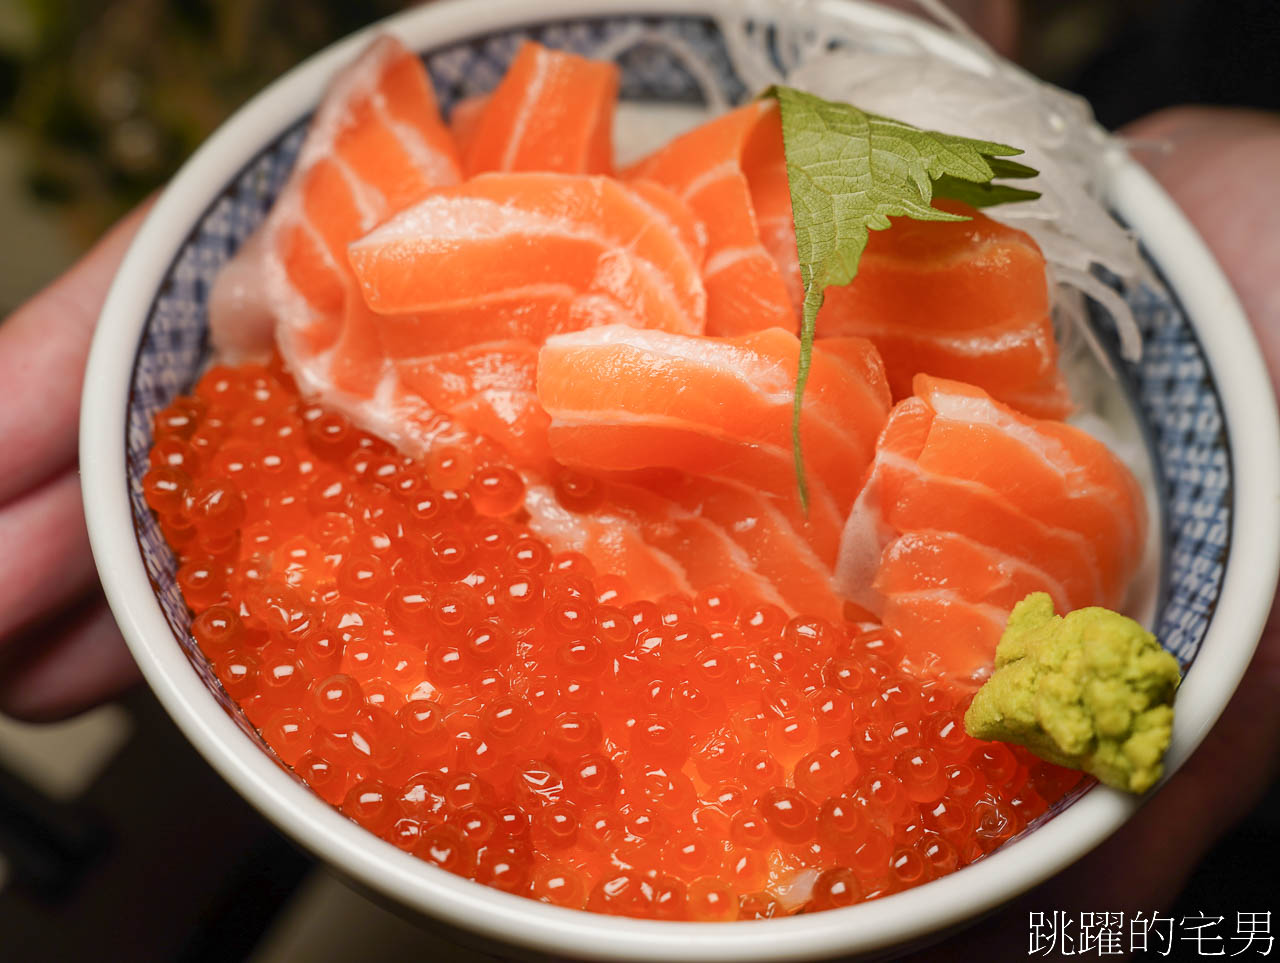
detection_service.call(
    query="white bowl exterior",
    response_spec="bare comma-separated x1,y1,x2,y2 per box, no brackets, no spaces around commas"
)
80,0,1280,959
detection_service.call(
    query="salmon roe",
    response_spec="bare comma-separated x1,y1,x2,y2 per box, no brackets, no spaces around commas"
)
145,360,1083,920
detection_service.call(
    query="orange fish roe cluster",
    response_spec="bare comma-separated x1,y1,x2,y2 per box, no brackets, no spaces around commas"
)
143,360,1083,921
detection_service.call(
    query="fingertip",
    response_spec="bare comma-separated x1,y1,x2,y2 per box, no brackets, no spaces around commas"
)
1123,104,1280,137
0,199,156,505
0,600,141,723
1122,105,1280,178
0,470,99,642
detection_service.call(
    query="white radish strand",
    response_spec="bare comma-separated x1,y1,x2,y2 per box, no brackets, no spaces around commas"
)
710,1,1153,365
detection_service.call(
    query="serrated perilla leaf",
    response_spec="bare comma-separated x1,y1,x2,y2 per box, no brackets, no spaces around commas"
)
763,84,1039,510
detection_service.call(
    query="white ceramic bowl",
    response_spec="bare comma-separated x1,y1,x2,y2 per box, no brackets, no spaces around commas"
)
80,0,1280,958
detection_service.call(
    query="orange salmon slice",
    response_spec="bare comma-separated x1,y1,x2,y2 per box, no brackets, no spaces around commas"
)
448,93,489,159
396,340,551,470
523,482,693,604
347,173,707,342
208,37,548,468
642,473,848,619
462,40,619,177
523,471,847,619
836,374,1147,686
816,200,1072,420
209,35,461,365
626,101,798,336
536,325,891,524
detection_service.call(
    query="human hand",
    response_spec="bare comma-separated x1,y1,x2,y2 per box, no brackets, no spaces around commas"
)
0,207,150,722
905,106,1280,959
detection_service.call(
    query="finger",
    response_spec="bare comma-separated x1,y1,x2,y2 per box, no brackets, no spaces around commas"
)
1123,107,1280,391
0,594,140,723
0,203,151,507
0,469,100,646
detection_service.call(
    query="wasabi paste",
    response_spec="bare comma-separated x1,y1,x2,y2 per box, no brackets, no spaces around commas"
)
964,593,1181,793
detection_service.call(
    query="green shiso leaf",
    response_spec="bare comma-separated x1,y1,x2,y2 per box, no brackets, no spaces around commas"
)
764,84,1039,509
932,175,1042,208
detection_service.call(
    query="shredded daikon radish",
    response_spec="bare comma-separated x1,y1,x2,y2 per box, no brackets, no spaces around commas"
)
710,0,1151,362
592,22,732,115
593,3,1154,363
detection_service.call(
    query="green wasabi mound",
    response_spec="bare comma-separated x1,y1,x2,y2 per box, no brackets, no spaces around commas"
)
963,593,1181,794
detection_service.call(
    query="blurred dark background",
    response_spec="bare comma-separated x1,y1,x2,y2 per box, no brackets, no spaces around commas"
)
0,0,1276,959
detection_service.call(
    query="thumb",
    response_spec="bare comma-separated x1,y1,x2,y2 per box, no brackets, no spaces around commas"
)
0,203,152,506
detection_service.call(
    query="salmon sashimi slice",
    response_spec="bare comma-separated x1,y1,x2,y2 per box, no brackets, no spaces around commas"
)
359,177,707,356
373,294,632,357
536,325,891,523
627,179,709,269
209,35,461,364
600,482,794,612
207,36,552,469
462,40,619,177
626,101,798,335
874,531,1077,676
448,93,488,159
525,472,845,619
203,35,532,464
873,531,1072,613
815,200,1073,420
645,471,841,569
347,173,707,343
741,114,803,314
524,484,693,604
640,473,847,619
395,341,551,470
836,374,1147,685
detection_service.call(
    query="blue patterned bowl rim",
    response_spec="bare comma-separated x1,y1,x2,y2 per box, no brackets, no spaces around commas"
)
80,1,1280,959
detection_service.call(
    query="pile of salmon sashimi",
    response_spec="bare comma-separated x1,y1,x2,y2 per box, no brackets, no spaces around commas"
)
143,37,1148,919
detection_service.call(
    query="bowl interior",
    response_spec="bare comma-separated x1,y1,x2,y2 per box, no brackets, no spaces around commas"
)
116,4,1236,957
127,7,1229,750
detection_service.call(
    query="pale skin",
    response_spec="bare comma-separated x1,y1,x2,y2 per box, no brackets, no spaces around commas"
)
0,88,1275,959
0,203,152,720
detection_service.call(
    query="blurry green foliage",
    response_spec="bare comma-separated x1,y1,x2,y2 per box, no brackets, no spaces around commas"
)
2,0,406,239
